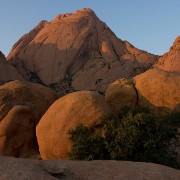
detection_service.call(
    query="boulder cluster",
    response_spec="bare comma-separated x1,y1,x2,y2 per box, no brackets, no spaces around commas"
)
0,80,57,158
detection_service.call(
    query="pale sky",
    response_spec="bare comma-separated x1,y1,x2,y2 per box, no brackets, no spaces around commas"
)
0,0,180,56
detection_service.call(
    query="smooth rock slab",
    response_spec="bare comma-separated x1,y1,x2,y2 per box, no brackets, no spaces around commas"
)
0,156,180,180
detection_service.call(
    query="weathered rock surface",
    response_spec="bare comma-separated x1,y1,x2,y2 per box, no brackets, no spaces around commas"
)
105,78,137,114
134,68,180,112
7,8,158,94
0,156,180,180
0,80,58,157
0,51,23,84
36,91,110,160
155,36,180,73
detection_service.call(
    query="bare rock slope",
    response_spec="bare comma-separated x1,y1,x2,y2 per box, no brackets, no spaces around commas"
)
7,8,158,93
155,36,180,73
0,156,180,180
0,51,23,84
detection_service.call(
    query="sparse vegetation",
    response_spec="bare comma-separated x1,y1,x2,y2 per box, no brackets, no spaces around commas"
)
48,75,75,94
98,90,105,95
48,83,59,91
68,106,180,169
95,78,103,85
28,71,44,85
124,78,135,87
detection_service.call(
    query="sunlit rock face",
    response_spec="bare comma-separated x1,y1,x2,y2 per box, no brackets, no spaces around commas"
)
7,8,158,93
36,91,110,160
0,51,23,84
134,68,180,112
105,68,180,114
155,36,180,73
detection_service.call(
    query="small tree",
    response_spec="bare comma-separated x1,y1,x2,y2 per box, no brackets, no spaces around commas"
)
68,107,180,169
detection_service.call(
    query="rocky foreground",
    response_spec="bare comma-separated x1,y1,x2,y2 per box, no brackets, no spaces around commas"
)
0,156,180,180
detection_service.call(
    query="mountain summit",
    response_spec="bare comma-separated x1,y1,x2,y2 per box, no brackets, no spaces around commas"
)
7,8,158,93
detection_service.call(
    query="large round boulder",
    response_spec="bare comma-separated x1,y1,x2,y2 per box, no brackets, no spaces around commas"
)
0,80,58,158
134,68,180,112
105,78,137,114
36,91,110,160
105,68,180,114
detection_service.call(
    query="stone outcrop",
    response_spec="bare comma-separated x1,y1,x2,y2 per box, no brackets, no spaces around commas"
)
155,36,180,73
36,91,110,160
0,80,58,157
7,8,158,94
0,156,180,180
0,51,23,84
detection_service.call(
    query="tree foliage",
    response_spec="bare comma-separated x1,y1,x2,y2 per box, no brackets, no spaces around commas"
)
68,107,180,168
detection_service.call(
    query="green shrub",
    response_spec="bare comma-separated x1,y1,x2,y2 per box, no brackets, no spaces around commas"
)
68,107,180,169
68,125,108,160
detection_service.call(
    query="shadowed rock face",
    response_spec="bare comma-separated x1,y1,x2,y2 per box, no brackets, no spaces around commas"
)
0,156,180,180
7,8,158,93
0,51,24,84
155,36,180,73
